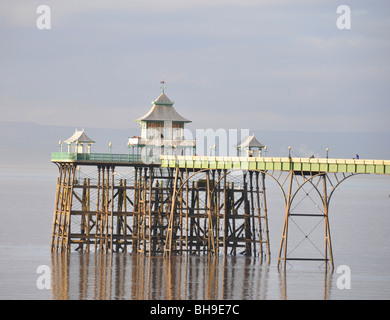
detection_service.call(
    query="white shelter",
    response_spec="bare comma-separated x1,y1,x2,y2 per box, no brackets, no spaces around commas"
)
128,88,196,156
237,134,265,157
63,129,95,153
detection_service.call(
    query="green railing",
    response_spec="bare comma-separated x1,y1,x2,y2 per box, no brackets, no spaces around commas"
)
161,155,390,175
51,152,142,163
51,153,390,174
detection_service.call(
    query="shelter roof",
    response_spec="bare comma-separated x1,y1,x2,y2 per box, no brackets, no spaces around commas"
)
64,129,95,144
237,134,265,148
136,93,191,123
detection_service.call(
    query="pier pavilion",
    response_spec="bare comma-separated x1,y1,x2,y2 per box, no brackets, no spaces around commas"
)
237,134,265,157
128,89,196,160
62,128,95,154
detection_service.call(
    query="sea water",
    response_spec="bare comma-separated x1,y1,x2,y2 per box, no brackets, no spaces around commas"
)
0,167,389,300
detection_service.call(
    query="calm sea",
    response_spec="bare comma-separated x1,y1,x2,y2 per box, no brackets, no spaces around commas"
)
0,166,389,300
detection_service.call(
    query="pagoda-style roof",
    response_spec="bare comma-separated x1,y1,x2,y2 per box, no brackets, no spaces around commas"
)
153,92,174,106
64,129,95,144
136,93,191,123
237,134,265,149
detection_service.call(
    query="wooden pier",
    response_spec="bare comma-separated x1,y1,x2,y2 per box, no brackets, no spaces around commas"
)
50,90,390,269
50,160,271,264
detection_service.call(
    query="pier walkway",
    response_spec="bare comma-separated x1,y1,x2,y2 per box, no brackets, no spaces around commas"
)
161,155,390,174
51,152,390,175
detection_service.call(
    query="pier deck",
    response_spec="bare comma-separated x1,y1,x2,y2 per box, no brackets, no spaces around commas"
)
52,152,390,174
161,155,390,174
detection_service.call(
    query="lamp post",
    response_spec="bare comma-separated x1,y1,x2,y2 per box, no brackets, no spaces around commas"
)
209,144,216,156
58,140,62,153
173,146,178,166
288,146,291,158
326,148,329,159
264,146,268,157
109,142,112,160
127,142,131,161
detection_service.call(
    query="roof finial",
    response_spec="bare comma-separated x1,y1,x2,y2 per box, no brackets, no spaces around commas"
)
160,79,166,93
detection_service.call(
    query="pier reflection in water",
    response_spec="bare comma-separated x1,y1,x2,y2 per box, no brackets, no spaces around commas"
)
50,253,333,300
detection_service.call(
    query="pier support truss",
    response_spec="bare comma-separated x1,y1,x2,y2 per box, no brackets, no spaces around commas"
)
163,168,270,262
51,163,76,252
50,163,270,262
272,170,356,270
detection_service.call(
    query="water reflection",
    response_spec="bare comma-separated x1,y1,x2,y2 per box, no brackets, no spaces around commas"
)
50,253,334,300
277,267,334,300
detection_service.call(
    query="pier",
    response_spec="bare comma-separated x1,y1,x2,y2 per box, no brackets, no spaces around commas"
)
50,152,390,270
49,89,390,270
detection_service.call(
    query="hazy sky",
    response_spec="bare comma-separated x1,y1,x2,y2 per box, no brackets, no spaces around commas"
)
1,0,389,133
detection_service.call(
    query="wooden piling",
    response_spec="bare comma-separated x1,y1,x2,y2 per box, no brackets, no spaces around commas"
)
51,163,270,260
